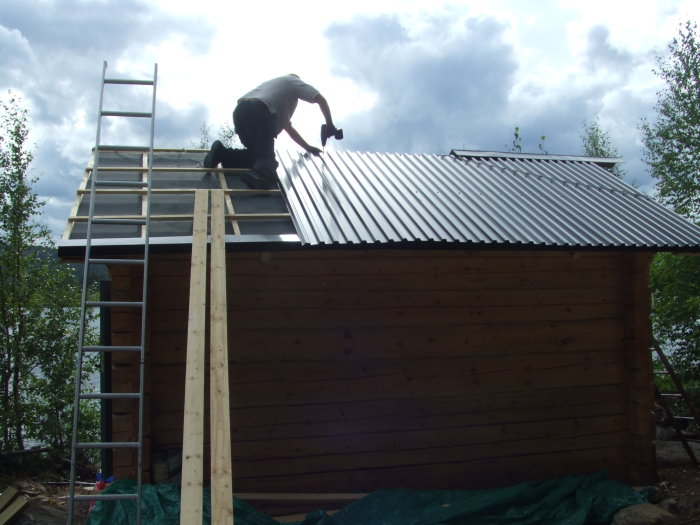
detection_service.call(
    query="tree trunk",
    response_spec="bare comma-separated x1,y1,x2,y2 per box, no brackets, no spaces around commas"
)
1,360,9,449
12,360,23,450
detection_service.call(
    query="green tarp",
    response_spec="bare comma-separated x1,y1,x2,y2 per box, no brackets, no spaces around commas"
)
87,471,649,525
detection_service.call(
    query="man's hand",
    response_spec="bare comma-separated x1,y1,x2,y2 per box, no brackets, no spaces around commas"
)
306,146,322,156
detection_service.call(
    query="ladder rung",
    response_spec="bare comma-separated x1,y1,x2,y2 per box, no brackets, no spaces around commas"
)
96,145,150,152
74,493,139,502
94,180,149,188
86,300,143,308
80,392,140,400
92,218,146,225
102,110,152,118
661,393,683,398
77,441,139,449
89,258,145,266
105,78,154,86
83,345,142,353
653,370,670,375
672,416,695,421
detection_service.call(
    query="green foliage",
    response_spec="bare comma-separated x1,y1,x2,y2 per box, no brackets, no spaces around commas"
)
508,125,523,153
642,21,700,408
0,91,99,458
650,253,700,383
640,20,700,220
505,125,547,154
192,120,240,149
580,118,626,179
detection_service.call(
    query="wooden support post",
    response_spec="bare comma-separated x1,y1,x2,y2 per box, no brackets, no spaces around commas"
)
0,487,28,525
210,190,234,524
218,172,241,235
179,190,209,523
622,252,656,485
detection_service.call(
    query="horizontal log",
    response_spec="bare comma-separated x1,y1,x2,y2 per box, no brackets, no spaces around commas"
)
145,251,621,282
222,251,621,277
148,352,624,409
152,421,628,488
149,286,623,311
146,249,620,270
151,384,627,445
227,443,629,493
148,303,624,333
226,416,628,470
147,318,625,365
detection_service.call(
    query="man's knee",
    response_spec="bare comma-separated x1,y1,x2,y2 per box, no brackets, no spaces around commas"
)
221,148,255,169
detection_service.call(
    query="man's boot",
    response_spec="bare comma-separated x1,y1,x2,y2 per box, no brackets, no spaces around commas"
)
201,140,225,175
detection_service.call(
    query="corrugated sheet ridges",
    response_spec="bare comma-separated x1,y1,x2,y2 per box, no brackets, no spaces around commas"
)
276,150,700,250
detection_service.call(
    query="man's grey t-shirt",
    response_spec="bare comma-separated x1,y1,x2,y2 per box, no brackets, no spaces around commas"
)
239,75,320,135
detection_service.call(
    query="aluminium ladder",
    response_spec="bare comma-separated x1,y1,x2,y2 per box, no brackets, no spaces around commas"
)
67,61,158,524
653,339,700,468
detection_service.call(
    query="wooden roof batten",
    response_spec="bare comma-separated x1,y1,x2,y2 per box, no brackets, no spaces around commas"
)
62,147,291,246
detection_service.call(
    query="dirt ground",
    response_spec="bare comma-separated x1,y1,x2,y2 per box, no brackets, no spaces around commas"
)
4,442,700,524
654,440,700,524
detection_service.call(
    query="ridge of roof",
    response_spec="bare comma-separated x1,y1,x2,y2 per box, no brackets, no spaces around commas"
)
450,149,624,167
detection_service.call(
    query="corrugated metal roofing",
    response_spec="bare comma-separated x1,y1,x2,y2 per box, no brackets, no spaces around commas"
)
276,150,700,250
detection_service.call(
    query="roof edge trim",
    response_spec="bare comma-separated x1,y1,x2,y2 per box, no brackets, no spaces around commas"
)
450,149,624,166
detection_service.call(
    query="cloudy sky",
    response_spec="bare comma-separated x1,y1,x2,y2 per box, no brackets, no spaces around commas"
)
1,0,699,239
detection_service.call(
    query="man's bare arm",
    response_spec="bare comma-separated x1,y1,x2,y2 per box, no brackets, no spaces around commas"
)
313,94,336,130
284,123,321,155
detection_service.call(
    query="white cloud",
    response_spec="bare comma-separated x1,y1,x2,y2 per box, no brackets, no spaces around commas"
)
1,0,698,237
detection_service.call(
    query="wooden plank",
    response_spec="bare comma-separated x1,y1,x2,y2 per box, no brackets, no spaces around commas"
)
0,487,18,513
69,213,289,222
236,492,365,501
209,190,234,524
87,166,250,174
219,172,241,235
179,190,209,525
77,187,279,196
62,165,91,240
0,493,27,525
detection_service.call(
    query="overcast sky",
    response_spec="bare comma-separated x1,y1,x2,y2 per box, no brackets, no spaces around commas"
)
1,0,699,239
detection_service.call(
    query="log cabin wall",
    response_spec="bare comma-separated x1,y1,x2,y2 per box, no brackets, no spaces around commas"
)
108,248,656,491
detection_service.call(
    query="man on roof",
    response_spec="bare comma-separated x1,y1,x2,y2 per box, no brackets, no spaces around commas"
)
203,74,338,190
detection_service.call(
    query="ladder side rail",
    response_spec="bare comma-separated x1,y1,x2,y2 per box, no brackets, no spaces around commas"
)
68,60,109,524
134,62,158,525
654,339,700,427
655,385,699,468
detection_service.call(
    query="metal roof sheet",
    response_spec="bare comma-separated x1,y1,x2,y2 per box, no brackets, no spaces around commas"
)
59,148,700,255
276,150,700,250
